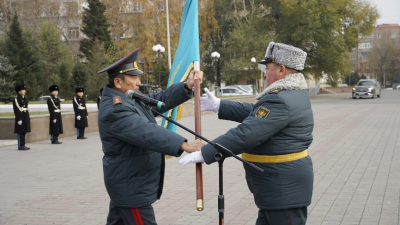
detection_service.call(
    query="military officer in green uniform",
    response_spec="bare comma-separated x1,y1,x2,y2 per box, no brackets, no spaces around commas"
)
47,84,63,144
13,84,31,150
97,48,204,225
180,42,314,225
73,87,88,139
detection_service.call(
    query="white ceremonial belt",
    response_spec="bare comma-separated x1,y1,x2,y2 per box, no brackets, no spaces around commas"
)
78,107,86,110
22,108,28,111
54,109,60,113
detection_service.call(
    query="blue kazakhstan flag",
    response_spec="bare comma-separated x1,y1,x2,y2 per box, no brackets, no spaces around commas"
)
161,0,200,132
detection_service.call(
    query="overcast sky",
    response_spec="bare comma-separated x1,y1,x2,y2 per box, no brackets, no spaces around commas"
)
365,0,400,25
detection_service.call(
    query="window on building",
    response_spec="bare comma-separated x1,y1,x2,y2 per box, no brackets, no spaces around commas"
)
358,42,372,49
160,0,165,11
136,2,142,12
377,33,382,39
391,32,396,38
63,2,78,16
351,54,356,60
67,27,79,40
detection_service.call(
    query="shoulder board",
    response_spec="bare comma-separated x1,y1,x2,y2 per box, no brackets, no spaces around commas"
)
269,89,280,94
113,96,122,105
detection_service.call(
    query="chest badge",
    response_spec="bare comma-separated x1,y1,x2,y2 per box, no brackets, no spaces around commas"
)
255,106,270,119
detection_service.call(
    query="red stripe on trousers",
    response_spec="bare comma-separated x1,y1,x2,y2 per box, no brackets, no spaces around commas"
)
287,210,292,225
134,208,144,225
130,208,139,225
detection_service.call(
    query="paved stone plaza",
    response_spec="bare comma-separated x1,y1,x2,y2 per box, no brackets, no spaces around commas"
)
1,90,400,225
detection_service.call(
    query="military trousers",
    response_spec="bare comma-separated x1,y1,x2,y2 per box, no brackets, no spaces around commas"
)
77,127,85,138
106,201,157,225
51,134,59,143
17,133,26,148
256,207,307,225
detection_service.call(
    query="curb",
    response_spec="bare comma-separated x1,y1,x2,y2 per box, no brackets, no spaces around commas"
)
0,140,18,148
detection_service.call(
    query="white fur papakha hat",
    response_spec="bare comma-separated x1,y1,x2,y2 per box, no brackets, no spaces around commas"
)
258,42,307,71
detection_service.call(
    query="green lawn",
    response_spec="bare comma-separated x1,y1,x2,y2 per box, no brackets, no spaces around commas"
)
0,111,49,117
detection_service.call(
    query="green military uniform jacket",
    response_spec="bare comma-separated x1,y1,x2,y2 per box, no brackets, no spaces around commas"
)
98,82,192,208
201,73,314,210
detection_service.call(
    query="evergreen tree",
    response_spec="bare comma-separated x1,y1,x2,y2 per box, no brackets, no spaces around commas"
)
344,72,361,86
0,14,41,99
85,39,112,100
59,62,72,99
71,62,89,92
80,0,114,59
38,20,74,95
0,56,17,103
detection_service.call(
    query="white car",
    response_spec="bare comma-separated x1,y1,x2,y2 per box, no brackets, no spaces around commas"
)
219,87,254,96
397,84,400,90
38,96,65,101
201,87,255,97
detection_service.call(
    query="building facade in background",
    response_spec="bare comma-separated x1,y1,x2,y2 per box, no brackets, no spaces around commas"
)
350,24,400,81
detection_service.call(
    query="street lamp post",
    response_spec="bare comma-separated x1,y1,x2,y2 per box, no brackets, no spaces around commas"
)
152,44,165,89
139,58,145,85
349,72,351,86
211,51,220,97
251,57,256,95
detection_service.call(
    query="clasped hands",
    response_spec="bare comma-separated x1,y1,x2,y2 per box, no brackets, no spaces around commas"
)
179,140,206,165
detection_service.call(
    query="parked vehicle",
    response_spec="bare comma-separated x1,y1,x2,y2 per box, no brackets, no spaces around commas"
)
225,85,257,94
219,86,254,96
38,96,65,101
139,84,158,95
352,79,381,99
396,84,400,90
229,85,252,93
38,96,50,101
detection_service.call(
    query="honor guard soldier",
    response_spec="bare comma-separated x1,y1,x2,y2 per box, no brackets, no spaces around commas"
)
97,48,204,225
181,42,314,225
13,84,31,150
47,84,63,144
97,88,103,110
73,87,88,139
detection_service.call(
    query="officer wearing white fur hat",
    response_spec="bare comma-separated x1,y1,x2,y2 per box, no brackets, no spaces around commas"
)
180,42,314,224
